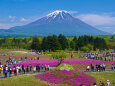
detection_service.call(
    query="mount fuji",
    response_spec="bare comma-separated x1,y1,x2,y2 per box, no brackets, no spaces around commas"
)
2,10,110,36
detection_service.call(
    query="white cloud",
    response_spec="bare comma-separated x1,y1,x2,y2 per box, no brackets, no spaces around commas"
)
0,16,36,29
68,11,78,14
99,26,115,34
0,23,25,29
20,18,29,22
0,24,9,29
9,16,16,22
77,14,115,26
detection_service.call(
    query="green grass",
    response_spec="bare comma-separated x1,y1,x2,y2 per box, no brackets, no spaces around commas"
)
86,71,115,86
0,50,30,54
0,71,115,86
0,74,70,86
56,64,75,71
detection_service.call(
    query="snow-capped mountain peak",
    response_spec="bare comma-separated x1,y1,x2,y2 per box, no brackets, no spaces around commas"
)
9,10,110,36
46,10,68,19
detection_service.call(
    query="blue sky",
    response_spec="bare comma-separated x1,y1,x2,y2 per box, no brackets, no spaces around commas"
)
0,0,115,34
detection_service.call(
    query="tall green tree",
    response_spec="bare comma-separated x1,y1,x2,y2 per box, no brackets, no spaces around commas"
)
58,34,68,50
42,35,61,51
70,41,76,50
31,37,41,50
41,37,48,51
51,35,61,51
76,36,84,50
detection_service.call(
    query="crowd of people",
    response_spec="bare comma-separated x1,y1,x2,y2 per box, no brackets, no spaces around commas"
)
86,63,115,72
0,63,50,78
82,51,115,62
0,56,50,78
81,51,115,72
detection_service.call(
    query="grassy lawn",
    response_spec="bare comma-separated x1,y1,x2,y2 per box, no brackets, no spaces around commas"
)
87,71,115,86
0,71,115,86
0,74,70,86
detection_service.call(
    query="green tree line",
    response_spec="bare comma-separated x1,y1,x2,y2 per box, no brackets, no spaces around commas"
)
0,34,108,51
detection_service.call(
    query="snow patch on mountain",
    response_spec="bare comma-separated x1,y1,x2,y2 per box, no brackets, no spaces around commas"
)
46,10,68,19
7,10,110,36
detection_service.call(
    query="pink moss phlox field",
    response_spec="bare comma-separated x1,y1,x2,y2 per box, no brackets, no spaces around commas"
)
14,59,59,66
35,73,63,84
35,69,96,86
62,59,115,65
14,59,115,67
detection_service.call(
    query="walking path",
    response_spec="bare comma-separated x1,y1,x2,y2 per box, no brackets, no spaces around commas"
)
0,71,44,79
83,69,113,72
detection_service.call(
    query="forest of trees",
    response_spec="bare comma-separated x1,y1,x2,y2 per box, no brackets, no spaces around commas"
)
0,34,109,52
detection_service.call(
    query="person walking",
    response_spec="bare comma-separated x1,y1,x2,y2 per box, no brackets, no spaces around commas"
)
47,65,50,71
7,66,10,77
107,80,111,86
0,65,2,74
5,70,7,78
22,65,25,74
103,64,106,71
0,60,1,65
96,64,98,72
98,64,100,72
26,66,29,72
105,57,107,61
109,57,111,62
38,64,40,72
44,65,47,72
3,65,6,77
99,81,105,86
33,66,36,73
41,64,44,72
14,66,17,76
86,65,90,72
114,64,115,71
100,64,103,72
36,65,38,72
19,66,22,74
5,66,8,77
112,64,114,71
37,57,39,60
30,64,32,72
91,64,93,71
112,57,113,62
93,83,97,86
92,65,95,72
9,67,12,77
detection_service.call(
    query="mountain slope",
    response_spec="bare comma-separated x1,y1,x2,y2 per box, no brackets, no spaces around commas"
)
3,10,111,36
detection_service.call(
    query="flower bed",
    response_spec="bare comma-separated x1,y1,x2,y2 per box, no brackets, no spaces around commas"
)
63,59,115,65
14,59,115,67
35,64,96,86
14,59,59,66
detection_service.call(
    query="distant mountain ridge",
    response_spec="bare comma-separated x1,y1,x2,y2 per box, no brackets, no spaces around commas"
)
0,10,111,36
